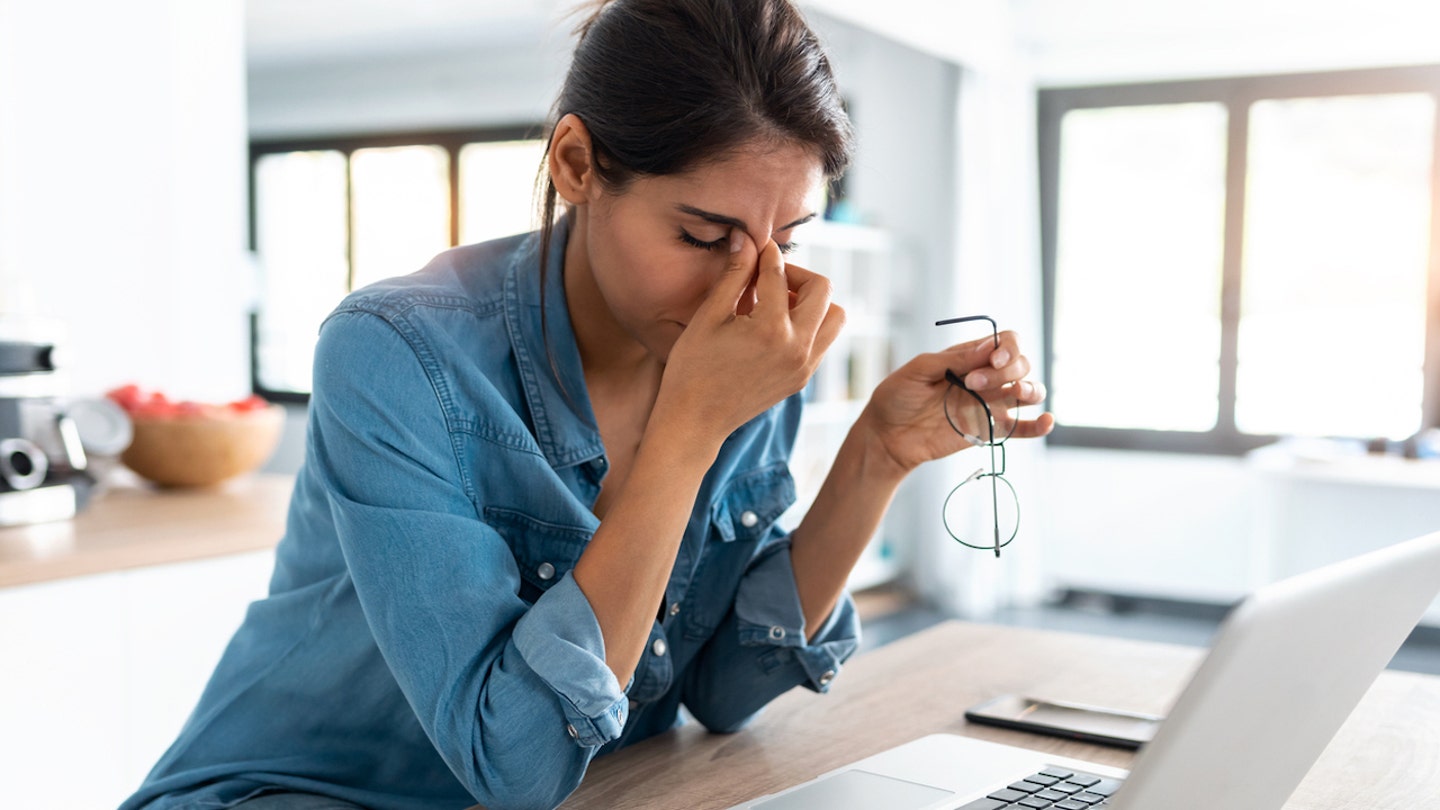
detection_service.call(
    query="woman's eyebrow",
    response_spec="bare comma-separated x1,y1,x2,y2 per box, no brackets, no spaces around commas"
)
674,204,816,234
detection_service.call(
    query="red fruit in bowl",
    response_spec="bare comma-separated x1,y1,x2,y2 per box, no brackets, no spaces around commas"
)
228,395,271,413
106,385,274,420
115,387,284,487
106,384,144,412
175,401,209,417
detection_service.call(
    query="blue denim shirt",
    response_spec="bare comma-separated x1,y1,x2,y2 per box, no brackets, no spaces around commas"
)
122,219,860,810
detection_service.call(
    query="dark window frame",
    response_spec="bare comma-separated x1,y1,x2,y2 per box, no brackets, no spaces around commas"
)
247,124,547,403
1039,65,1440,455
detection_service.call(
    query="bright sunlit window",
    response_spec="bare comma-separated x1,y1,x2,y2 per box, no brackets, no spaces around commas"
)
1041,67,1439,454
250,128,547,397
460,140,546,244
1238,93,1432,439
1053,102,1228,433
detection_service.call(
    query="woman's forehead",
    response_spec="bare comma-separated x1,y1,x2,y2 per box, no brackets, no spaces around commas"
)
639,144,825,217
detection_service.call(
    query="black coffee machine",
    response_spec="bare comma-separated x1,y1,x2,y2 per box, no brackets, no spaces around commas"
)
0,321,94,526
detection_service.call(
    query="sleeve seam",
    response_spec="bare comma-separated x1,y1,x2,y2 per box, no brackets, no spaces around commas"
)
328,309,478,508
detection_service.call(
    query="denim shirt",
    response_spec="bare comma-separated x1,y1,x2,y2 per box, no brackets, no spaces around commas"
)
121,219,860,810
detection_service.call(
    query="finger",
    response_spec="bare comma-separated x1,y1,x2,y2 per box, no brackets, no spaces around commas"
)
892,352,973,398
1008,412,1056,440
965,354,1031,391
987,330,1021,368
737,271,760,317
693,228,757,324
969,378,1047,410
810,302,847,360
750,239,788,315
905,347,980,381
1013,379,1048,406
938,336,1009,369
785,263,833,336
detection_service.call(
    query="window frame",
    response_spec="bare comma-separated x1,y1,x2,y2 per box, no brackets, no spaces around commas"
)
1039,65,1440,455
247,124,547,403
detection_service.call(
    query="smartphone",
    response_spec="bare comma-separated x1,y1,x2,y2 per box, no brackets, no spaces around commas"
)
964,694,1162,750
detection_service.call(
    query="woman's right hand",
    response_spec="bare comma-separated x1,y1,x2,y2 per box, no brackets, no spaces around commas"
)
654,229,845,448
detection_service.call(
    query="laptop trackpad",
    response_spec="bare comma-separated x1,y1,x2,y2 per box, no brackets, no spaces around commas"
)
752,769,954,809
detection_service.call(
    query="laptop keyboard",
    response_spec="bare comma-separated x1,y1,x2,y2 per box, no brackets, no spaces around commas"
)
955,767,1124,809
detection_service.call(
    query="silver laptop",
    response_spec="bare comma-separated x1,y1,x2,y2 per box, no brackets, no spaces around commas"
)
727,530,1440,810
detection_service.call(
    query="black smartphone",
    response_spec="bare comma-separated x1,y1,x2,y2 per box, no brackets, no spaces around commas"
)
964,694,1162,750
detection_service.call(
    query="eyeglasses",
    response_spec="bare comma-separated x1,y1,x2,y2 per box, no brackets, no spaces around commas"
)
936,315,1022,558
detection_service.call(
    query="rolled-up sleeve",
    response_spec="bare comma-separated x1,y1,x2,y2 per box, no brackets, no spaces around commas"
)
312,309,625,810
681,536,860,733
511,573,629,746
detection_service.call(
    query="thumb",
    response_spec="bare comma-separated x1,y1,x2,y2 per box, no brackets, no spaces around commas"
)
693,229,757,324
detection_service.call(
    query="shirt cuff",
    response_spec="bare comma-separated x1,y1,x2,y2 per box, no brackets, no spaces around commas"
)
511,572,630,747
732,541,861,692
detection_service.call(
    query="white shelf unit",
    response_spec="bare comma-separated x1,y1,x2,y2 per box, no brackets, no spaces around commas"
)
779,221,904,592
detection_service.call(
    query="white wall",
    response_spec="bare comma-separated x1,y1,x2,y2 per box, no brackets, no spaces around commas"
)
1014,0,1440,87
0,0,251,403
247,39,567,139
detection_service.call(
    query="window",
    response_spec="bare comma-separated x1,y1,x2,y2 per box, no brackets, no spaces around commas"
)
1039,67,1440,454
249,128,547,399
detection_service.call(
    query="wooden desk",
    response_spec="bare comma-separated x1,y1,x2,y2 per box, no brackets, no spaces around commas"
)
558,621,1440,809
0,472,293,588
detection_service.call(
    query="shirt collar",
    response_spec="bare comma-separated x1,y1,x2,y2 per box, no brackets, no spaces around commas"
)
503,216,607,470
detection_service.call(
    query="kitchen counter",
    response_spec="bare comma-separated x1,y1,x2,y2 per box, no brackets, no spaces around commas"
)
0,471,293,589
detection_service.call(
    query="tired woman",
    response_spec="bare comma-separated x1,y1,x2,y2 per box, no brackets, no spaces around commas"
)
121,1,1051,809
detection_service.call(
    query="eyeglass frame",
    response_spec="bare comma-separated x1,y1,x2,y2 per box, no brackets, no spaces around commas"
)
936,314,1020,558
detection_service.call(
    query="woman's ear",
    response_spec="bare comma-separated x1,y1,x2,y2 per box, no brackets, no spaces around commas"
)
549,113,597,206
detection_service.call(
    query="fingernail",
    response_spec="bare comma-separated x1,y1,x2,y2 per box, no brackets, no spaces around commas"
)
967,371,988,389
730,229,745,253
991,349,1010,367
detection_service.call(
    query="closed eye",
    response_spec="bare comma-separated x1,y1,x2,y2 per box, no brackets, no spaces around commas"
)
678,229,799,255
678,229,726,251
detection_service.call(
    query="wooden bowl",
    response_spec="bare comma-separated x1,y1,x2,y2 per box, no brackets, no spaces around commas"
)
120,404,285,488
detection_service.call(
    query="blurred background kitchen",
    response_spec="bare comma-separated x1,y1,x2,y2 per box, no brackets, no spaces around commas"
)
3,1,1440,807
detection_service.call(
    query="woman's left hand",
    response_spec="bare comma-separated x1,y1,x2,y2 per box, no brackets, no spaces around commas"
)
858,331,1054,475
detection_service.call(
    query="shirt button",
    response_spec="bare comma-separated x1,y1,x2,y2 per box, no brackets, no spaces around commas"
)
652,638,668,657
739,510,760,528
566,723,578,739
668,601,681,617
769,625,786,641
537,562,555,581
819,669,836,687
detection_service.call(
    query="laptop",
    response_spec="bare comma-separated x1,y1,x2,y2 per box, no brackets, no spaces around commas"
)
725,530,1440,810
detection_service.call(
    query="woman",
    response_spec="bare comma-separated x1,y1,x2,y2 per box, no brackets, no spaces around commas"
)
122,1,1051,809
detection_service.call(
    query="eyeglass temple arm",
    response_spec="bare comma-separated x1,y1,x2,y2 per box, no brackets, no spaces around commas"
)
934,315,1000,349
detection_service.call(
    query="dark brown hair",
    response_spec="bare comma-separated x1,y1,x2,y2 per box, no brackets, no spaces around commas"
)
535,0,854,291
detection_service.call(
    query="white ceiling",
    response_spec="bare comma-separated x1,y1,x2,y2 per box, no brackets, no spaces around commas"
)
245,0,1440,80
245,0,568,66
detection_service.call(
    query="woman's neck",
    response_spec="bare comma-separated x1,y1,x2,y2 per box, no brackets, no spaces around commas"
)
561,208,658,383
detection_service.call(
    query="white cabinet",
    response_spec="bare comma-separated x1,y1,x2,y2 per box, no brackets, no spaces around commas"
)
1249,451,1440,626
1040,446,1440,628
781,222,905,591
0,551,274,810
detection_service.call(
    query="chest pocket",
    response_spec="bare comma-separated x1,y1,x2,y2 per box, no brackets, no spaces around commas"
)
683,462,797,639
709,462,796,544
483,507,593,604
